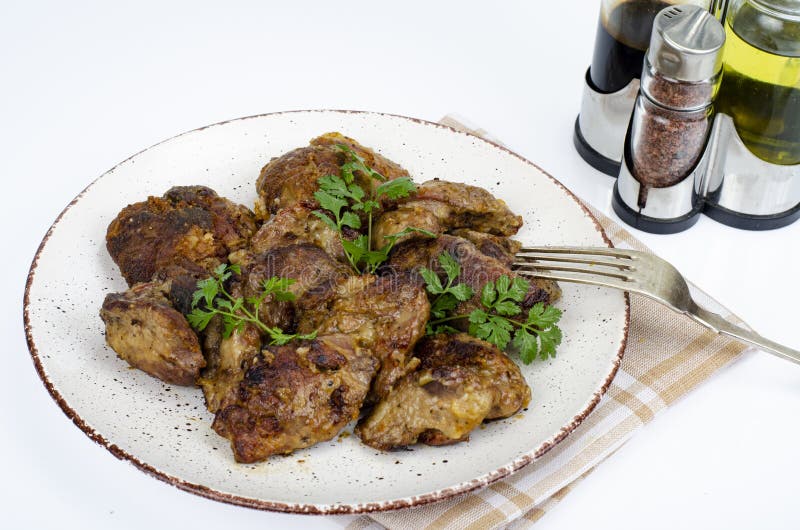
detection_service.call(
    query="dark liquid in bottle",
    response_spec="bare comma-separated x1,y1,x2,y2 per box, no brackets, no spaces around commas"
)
589,0,672,93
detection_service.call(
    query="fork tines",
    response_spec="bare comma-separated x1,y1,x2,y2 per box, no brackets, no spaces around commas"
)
513,246,637,289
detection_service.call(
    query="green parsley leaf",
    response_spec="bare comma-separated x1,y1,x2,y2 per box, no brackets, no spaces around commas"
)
213,262,228,277
360,199,381,213
340,211,362,230
422,253,565,364
346,182,366,202
488,315,513,347
341,235,370,268
375,177,417,200
419,267,444,294
383,226,437,246
262,277,297,302
216,299,234,312
495,275,511,297
527,302,563,328
313,144,429,274
193,276,219,309
317,174,350,197
428,323,461,335
314,189,348,221
512,328,538,364
481,281,497,307
430,294,459,319
508,277,530,303
186,307,215,331
335,144,387,182
187,264,317,345
311,210,339,231
362,248,394,273
448,283,474,302
468,308,488,324
266,328,318,346
538,326,562,359
494,300,522,317
438,252,461,283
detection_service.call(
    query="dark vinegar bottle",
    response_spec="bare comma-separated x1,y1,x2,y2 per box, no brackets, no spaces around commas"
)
588,0,710,93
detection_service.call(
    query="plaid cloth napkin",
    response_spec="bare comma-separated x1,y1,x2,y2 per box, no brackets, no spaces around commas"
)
341,115,752,529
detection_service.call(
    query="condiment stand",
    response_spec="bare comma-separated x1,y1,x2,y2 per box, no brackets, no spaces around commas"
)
576,0,800,232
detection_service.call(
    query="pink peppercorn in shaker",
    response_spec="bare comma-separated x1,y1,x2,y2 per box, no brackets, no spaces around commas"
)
613,4,726,234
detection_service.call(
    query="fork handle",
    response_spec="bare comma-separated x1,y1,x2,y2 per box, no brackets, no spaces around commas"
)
687,303,800,365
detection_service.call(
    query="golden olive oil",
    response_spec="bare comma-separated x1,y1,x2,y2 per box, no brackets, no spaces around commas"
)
716,15,800,165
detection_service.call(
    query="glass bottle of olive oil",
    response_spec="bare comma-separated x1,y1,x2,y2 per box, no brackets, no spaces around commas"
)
715,0,800,165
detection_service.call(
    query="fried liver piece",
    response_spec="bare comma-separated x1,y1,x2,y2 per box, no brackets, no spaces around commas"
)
371,202,444,249
233,242,350,326
448,229,522,269
254,132,410,220
199,243,349,412
199,319,261,414
297,272,430,402
249,203,346,263
106,185,257,286
212,334,378,463
100,281,205,386
356,333,531,450
371,179,524,249
401,179,523,236
386,234,561,319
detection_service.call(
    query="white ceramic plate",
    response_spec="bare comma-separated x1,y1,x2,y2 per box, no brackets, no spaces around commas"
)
24,110,628,514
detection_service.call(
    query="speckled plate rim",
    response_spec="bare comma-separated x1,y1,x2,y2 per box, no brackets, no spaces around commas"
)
23,109,629,515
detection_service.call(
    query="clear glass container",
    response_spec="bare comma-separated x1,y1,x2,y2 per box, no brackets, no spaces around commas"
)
630,94,713,192
589,0,712,93
716,0,800,164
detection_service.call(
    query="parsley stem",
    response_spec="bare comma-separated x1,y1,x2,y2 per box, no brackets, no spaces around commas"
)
430,275,456,312
427,314,469,326
427,313,544,334
343,241,361,274
219,283,268,333
211,307,266,334
367,201,373,254
511,320,544,334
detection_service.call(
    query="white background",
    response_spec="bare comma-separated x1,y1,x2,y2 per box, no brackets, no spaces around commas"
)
2,1,799,528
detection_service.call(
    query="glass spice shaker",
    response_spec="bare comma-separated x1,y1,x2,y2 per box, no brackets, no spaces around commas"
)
613,4,726,233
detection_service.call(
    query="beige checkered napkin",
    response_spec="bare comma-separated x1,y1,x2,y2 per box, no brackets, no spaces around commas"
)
344,116,751,530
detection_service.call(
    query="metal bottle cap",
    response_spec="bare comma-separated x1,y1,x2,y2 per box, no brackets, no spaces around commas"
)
647,5,726,83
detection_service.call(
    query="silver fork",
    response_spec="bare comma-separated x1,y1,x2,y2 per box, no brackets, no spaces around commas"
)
513,246,800,365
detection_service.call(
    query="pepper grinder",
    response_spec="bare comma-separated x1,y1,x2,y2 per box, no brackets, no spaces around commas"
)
574,0,715,176
613,5,726,233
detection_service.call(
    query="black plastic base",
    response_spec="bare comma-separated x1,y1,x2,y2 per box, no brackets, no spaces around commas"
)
612,182,702,234
703,201,800,231
573,116,621,177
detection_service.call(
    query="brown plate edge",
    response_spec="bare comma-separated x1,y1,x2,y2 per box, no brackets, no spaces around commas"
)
22,109,630,515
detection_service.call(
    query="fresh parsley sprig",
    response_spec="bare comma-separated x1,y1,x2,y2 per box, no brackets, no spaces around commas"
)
422,255,563,364
187,263,317,345
420,252,475,332
313,144,434,273
342,226,436,274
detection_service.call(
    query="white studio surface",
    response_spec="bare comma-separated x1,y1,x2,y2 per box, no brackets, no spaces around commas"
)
2,2,798,529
